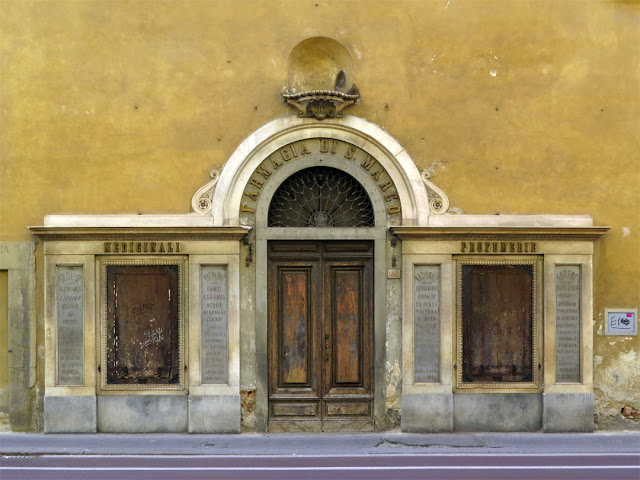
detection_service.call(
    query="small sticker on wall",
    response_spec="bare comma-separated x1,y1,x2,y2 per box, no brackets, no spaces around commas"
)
605,308,638,336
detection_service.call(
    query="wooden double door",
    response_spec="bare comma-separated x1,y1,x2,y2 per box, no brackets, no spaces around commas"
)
268,241,374,432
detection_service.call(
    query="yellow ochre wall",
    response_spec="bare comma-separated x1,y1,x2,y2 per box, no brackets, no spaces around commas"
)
0,0,638,430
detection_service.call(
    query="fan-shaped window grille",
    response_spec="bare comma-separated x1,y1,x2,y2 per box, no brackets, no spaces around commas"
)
268,167,375,227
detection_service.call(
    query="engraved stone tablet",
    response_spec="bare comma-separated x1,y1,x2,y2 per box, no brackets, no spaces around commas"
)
414,265,440,383
201,266,228,384
555,266,581,382
57,266,84,385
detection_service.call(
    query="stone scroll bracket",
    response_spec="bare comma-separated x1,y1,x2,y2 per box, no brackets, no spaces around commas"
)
191,170,220,216
421,170,450,215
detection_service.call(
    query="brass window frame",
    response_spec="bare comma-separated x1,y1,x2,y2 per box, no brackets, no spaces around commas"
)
98,256,187,393
455,256,542,391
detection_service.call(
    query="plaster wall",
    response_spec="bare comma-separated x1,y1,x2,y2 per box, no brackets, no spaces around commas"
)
1,0,638,430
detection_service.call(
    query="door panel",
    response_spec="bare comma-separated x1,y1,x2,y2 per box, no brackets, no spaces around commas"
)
268,241,374,432
332,268,361,385
461,264,533,383
106,265,179,385
279,270,312,385
268,252,322,430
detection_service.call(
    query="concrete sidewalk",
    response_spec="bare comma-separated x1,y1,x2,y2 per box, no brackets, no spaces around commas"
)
1,432,639,456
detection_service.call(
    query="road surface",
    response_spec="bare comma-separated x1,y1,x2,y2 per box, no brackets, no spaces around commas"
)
2,453,639,479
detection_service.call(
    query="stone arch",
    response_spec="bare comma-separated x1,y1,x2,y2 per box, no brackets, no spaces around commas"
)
211,115,430,226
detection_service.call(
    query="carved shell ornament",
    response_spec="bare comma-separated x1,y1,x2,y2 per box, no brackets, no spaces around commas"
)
282,70,360,120
421,169,450,215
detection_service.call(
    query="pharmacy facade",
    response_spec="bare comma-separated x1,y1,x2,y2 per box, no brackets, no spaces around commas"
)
3,9,637,433
33,111,608,433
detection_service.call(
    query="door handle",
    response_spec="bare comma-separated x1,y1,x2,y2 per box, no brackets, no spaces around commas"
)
325,334,330,363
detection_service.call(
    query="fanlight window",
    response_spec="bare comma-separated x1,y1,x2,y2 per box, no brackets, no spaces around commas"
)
268,167,375,227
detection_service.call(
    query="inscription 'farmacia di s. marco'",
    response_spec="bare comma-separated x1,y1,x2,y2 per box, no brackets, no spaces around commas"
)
240,139,402,218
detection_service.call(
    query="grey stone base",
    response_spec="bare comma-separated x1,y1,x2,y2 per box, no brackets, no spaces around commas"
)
543,393,594,432
44,396,96,433
453,393,542,431
401,393,453,432
2,242,37,431
189,395,241,433
97,395,187,432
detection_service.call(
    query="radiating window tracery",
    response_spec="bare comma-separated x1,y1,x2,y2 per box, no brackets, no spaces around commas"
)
268,167,375,227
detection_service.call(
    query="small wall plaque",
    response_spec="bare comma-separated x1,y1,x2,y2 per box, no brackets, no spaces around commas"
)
605,308,638,336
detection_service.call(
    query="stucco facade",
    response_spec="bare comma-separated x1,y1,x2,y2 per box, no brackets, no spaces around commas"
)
0,0,638,432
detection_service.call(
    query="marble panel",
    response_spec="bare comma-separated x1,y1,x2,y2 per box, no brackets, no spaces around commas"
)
56,266,83,386
413,266,440,383
555,266,581,382
201,266,228,384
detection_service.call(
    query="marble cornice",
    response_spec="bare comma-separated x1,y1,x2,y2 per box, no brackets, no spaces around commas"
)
29,226,251,241
390,226,610,241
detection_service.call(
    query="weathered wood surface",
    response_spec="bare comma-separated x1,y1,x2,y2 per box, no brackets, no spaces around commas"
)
268,241,373,431
106,265,179,385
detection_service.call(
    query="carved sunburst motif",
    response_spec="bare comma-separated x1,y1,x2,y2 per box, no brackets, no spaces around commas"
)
268,167,375,228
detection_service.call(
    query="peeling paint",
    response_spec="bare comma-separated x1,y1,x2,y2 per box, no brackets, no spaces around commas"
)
240,389,256,431
622,227,631,237
384,360,401,428
593,355,603,368
595,349,640,430
619,349,637,363
425,161,446,177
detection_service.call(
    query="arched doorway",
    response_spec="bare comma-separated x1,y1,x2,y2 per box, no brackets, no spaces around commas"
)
199,115,432,431
266,167,376,432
